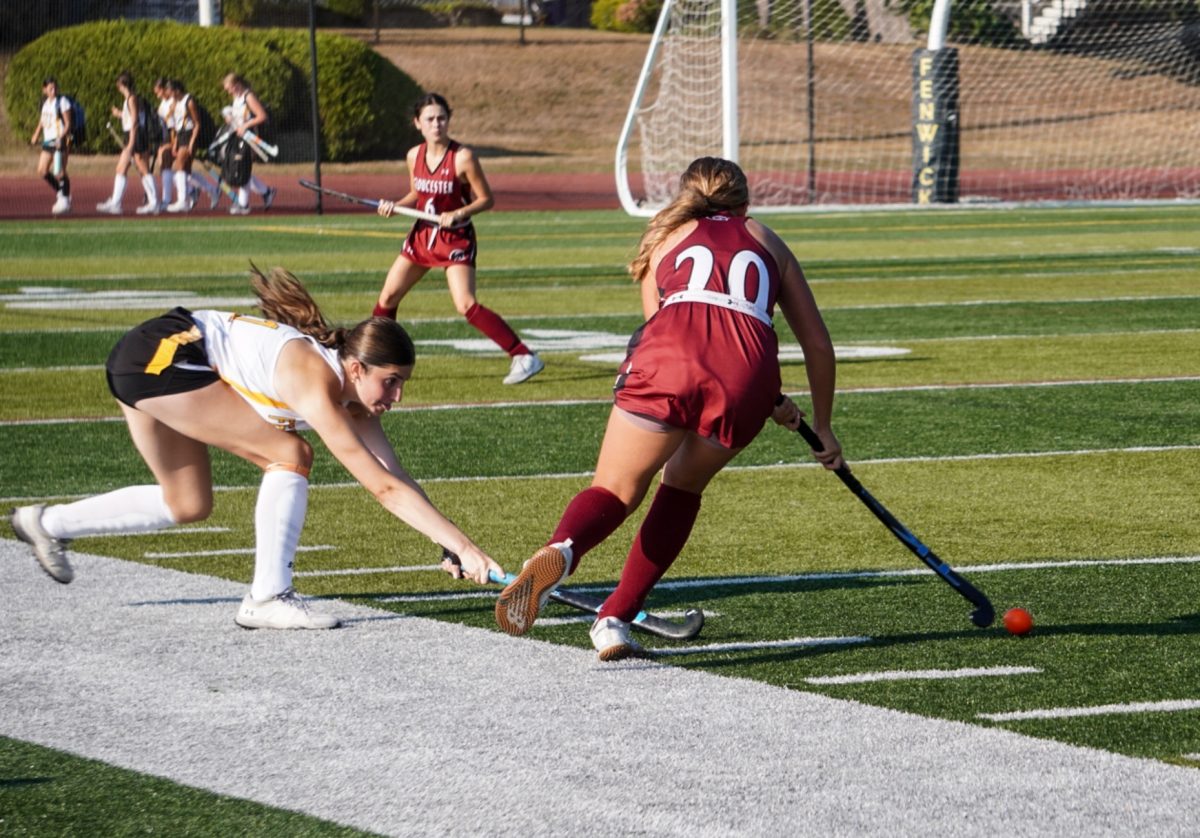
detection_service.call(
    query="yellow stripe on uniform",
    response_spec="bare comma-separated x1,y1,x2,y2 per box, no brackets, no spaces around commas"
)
221,375,291,410
144,326,203,376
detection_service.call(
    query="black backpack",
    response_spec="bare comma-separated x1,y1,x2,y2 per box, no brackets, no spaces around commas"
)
55,95,86,148
136,95,164,146
193,98,218,150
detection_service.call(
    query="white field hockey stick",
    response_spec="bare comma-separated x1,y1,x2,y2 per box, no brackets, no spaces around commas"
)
242,129,278,158
297,179,446,225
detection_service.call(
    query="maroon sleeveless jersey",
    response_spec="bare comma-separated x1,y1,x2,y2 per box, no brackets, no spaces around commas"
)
614,215,783,449
402,141,477,268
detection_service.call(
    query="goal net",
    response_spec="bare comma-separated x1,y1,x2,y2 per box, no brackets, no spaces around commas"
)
615,0,1200,213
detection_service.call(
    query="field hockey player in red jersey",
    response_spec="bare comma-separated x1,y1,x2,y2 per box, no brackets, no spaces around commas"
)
374,92,544,386
9,265,503,629
495,156,844,659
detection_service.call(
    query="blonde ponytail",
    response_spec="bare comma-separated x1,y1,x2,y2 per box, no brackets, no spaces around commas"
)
628,157,750,283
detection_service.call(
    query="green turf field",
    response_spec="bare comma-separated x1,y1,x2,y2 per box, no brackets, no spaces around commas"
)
2,205,1199,826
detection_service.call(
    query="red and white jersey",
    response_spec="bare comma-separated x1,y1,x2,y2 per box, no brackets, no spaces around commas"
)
190,309,344,432
411,141,471,217
401,140,477,267
614,215,783,449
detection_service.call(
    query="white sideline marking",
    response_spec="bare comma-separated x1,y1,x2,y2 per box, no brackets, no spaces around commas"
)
652,635,871,656
807,666,1042,685
293,563,441,578
144,545,335,559
980,699,1200,723
1184,753,1200,761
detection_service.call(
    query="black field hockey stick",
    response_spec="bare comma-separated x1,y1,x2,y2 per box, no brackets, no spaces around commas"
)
796,419,995,627
297,179,444,224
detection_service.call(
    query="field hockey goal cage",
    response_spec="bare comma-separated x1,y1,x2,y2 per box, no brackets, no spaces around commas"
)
615,0,1200,215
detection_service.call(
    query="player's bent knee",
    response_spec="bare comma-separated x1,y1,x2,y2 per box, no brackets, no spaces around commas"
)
167,496,213,524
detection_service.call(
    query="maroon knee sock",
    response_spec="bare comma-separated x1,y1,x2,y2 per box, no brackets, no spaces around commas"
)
372,303,398,319
549,486,628,573
599,484,702,622
465,302,528,356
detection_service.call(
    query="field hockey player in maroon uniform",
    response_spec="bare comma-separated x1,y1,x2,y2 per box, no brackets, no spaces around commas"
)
374,92,544,386
495,157,844,660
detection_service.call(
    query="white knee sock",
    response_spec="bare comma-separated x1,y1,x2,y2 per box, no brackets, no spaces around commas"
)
160,171,174,206
237,186,250,209
141,174,158,205
250,470,308,601
41,485,176,539
174,170,188,203
112,174,127,204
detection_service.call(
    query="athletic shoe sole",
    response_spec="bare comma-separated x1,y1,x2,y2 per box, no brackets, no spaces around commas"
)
9,505,74,584
596,642,636,662
494,546,567,636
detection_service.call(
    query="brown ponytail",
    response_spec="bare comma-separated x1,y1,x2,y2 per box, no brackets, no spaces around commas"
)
248,264,417,368
628,157,750,283
249,263,345,348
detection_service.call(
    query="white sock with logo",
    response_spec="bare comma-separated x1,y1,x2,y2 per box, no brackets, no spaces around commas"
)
41,485,176,539
141,173,158,205
250,470,308,601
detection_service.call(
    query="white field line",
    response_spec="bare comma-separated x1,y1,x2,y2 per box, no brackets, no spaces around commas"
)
652,635,872,656
980,699,1200,723
1185,754,1200,761
5,373,1200,426
806,666,1042,686
293,563,442,578
282,555,1200,606
101,526,230,536
828,293,1200,312
144,544,335,559
602,554,1200,596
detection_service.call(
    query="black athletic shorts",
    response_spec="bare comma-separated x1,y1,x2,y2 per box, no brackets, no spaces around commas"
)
106,307,219,407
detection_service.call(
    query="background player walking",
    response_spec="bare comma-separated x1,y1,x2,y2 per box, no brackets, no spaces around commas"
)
374,92,543,386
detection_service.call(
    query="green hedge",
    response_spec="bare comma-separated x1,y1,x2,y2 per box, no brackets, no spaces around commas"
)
5,20,422,161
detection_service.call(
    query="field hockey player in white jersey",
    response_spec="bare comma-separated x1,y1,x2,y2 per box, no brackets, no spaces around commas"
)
9,265,504,629
30,76,73,216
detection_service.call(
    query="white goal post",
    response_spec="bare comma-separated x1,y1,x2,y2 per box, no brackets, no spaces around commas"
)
615,0,1200,214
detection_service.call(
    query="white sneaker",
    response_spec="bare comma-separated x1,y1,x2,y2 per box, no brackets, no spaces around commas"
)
229,204,250,216
503,352,544,385
51,194,70,215
234,587,340,630
495,544,570,636
96,199,122,215
166,197,193,213
590,616,640,662
10,505,73,584
136,201,160,215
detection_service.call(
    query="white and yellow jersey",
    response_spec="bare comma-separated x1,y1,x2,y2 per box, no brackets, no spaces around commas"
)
190,309,345,432
158,96,176,133
40,95,69,142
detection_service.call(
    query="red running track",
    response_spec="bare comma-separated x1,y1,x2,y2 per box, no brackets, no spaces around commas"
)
0,171,623,219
